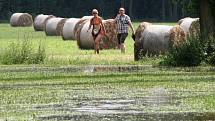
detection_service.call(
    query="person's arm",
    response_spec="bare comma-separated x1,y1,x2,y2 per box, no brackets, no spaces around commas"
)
128,21,135,41
129,21,135,34
100,18,106,35
127,16,135,34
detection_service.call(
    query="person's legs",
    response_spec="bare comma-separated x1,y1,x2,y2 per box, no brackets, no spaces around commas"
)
121,44,125,53
120,33,128,53
93,35,97,54
95,34,103,54
117,34,121,49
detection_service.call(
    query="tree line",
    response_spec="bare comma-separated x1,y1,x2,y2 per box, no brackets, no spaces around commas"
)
0,0,195,22
0,0,214,39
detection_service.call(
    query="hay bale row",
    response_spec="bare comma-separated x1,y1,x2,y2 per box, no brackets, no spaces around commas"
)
73,18,93,49
134,22,186,60
170,25,186,46
56,18,68,36
10,13,33,27
76,19,94,49
45,18,67,36
75,19,118,50
61,18,81,40
61,16,93,40
34,14,55,31
178,17,200,37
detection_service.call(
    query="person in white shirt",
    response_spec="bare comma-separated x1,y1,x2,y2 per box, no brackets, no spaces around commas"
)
115,8,135,53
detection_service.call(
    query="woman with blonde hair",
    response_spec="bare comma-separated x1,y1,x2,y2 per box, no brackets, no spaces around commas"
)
88,9,106,54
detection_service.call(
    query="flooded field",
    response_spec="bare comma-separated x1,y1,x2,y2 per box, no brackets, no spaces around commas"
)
0,66,215,120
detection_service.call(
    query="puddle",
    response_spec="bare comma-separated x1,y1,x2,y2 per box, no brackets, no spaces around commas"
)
83,66,95,73
33,87,193,121
72,99,141,115
145,87,175,106
2,86,215,121
67,88,176,115
33,88,176,115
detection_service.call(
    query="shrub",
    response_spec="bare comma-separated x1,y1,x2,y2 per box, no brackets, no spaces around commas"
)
0,36,46,65
207,52,215,66
26,44,46,64
205,38,215,66
160,37,204,67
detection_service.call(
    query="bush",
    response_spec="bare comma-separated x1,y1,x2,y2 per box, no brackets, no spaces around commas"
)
205,38,215,66
160,37,204,67
207,52,215,66
0,36,46,65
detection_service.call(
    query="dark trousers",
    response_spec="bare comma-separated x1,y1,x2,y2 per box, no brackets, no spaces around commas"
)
117,33,128,44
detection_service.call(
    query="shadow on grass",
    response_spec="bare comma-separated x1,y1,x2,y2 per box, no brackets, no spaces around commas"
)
1,76,215,90
1,71,215,82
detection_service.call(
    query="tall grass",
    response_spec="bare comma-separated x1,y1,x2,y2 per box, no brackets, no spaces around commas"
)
160,37,204,67
0,35,46,65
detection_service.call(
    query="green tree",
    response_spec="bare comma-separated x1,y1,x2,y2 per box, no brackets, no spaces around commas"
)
200,0,215,40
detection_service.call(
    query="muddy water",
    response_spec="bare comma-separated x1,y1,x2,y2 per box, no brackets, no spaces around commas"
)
34,88,215,121
37,97,215,121
1,83,215,120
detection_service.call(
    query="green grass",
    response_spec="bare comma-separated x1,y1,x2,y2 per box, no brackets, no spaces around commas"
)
1,23,215,120
1,66,215,120
0,22,176,66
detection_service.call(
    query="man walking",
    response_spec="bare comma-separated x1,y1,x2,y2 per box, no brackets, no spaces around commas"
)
115,8,135,53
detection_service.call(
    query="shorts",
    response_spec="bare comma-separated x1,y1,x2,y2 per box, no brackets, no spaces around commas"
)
92,29,104,40
117,33,128,44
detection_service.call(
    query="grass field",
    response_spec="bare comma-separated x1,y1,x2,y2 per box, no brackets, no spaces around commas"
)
0,22,176,66
1,23,215,121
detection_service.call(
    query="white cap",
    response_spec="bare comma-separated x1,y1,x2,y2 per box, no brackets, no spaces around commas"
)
92,9,98,14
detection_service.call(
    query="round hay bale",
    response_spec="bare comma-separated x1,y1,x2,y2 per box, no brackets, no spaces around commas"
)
178,17,200,37
34,14,55,31
81,16,93,20
134,22,152,60
45,18,65,36
78,20,94,49
134,22,152,43
10,13,33,27
61,18,81,40
74,17,95,41
141,25,173,55
76,19,118,50
134,22,186,59
74,19,91,48
56,18,67,36
100,19,118,49
170,25,186,46
189,19,200,37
